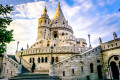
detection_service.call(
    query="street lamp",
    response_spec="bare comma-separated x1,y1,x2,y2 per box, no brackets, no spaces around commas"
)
51,46,54,64
88,34,91,47
16,41,19,52
20,47,23,64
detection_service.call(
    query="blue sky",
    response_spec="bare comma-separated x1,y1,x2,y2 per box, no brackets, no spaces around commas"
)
1,0,120,54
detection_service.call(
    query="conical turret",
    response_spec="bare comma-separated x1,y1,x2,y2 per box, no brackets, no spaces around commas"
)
43,6,47,14
53,2,65,20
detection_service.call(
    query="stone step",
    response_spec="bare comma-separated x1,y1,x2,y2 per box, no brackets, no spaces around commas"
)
9,73,61,80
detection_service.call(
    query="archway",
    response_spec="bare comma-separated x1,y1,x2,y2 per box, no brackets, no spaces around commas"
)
90,63,93,73
110,61,119,79
97,65,103,79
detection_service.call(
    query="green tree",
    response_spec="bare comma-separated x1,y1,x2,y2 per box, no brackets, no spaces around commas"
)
0,4,14,55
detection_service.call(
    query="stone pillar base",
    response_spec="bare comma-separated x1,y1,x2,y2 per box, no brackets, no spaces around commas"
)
49,64,55,76
17,64,22,74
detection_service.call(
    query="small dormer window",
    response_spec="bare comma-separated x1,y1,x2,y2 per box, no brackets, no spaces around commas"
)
45,19,47,23
63,21,65,24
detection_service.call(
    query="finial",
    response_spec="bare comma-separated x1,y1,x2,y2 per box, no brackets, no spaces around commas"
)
43,6,47,14
88,34,92,48
99,37,102,44
113,32,117,40
27,43,29,49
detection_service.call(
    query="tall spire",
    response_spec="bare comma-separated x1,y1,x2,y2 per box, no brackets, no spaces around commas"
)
53,2,65,20
43,6,47,14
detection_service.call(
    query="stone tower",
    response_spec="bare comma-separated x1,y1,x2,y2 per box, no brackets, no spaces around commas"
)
37,7,51,41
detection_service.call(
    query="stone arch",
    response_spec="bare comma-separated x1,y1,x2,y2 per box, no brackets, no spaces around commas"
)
110,61,119,79
107,55,120,79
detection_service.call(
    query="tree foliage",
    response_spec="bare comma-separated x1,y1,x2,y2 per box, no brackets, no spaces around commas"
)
0,4,14,55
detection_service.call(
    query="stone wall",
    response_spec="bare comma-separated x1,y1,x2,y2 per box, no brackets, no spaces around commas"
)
1,54,19,78
53,46,103,80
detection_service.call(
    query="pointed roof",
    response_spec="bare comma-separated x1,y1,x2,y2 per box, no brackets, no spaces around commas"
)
53,2,65,20
43,6,47,14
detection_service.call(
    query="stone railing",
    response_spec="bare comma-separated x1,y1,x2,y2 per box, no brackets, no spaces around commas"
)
101,39,120,51
15,52,32,71
4,54,19,68
52,24,72,29
17,46,89,56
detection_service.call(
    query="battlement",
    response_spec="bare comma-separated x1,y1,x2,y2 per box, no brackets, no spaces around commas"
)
101,38,120,51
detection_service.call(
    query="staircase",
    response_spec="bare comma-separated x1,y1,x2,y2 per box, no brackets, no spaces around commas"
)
9,73,61,80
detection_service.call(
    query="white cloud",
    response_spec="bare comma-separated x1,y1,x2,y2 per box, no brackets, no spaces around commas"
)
7,0,120,54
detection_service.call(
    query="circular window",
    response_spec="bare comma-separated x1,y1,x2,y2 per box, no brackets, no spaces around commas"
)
114,56,119,61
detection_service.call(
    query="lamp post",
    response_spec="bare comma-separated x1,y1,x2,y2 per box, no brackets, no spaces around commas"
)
20,47,23,64
49,46,54,76
51,46,53,64
88,34,91,48
16,41,19,52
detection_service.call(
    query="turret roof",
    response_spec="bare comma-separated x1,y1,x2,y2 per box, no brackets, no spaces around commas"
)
53,2,65,21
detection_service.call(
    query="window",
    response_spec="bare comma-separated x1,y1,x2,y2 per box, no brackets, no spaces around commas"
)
45,57,47,63
29,58,32,63
33,58,35,63
38,57,40,63
97,60,100,63
45,20,47,23
90,63,94,73
56,57,59,62
62,33,64,36
54,33,58,38
81,66,83,71
72,69,74,74
41,57,44,63
7,69,8,73
52,57,54,63
63,71,65,76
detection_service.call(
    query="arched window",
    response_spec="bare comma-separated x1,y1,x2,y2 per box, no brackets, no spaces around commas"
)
41,57,44,63
29,58,32,63
72,69,74,74
38,57,40,63
45,19,47,23
56,57,59,62
52,57,54,63
90,63,94,73
33,58,35,63
81,66,83,71
45,57,47,63
53,31,58,38
63,71,65,76
62,33,64,36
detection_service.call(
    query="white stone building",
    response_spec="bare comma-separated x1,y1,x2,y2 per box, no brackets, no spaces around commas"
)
0,2,119,80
